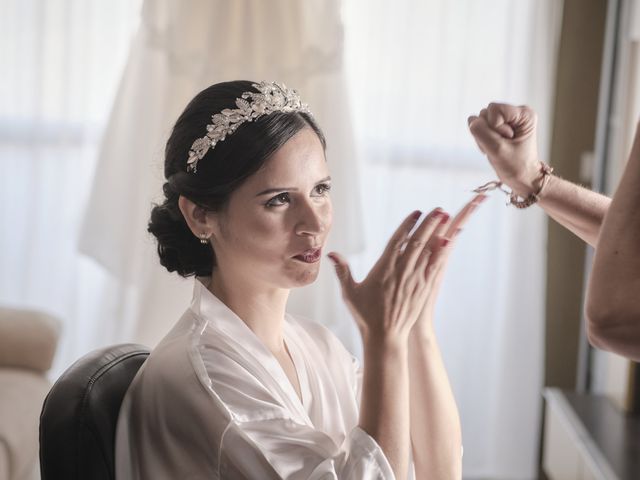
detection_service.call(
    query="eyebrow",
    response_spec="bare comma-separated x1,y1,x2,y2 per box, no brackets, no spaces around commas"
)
255,176,332,197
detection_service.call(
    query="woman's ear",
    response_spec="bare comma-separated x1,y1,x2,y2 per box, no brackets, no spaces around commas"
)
178,195,218,240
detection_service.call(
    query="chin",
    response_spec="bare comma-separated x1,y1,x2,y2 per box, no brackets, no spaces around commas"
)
285,264,321,288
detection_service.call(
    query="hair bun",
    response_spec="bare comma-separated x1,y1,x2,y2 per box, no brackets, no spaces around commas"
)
147,193,213,277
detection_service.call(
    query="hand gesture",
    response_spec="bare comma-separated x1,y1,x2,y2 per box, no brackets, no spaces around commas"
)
468,103,542,196
328,208,461,344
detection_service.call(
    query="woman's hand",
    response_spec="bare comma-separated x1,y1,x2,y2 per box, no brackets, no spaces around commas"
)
328,208,458,344
414,194,487,333
468,103,543,197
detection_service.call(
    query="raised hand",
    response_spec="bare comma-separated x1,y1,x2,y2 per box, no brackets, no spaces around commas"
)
328,206,467,344
468,103,543,197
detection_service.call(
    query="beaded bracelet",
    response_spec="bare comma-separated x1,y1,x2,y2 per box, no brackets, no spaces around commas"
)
473,162,554,209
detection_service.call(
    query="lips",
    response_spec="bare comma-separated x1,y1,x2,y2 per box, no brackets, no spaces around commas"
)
293,247,322,263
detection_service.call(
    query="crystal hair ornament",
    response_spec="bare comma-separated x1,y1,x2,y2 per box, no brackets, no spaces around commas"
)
186,81,312,173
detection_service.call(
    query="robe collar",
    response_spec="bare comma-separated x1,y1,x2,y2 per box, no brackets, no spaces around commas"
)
189,276,312,423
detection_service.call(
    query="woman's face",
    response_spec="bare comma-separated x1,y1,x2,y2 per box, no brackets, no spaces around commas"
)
211,127,333,289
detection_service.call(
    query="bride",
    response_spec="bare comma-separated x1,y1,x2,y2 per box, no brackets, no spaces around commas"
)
115,80,483,479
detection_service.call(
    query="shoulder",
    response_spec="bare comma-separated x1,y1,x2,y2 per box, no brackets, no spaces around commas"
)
126,312,214,403
129,312,288,423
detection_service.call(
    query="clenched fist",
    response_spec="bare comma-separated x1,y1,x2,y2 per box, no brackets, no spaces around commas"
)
468,103,545,197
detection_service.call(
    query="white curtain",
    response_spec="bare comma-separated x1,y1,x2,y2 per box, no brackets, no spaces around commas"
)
2,1,562,478
342,0,563,478
0,0,141,377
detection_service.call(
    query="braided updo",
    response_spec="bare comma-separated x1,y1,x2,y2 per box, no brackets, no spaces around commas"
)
147,80,326,277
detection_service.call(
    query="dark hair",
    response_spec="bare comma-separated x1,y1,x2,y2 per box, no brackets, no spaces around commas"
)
147,80,326,278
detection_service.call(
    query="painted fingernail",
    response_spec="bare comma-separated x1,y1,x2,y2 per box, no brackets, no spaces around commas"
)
439,213,450,223
441,237,450,247
412,210,422,220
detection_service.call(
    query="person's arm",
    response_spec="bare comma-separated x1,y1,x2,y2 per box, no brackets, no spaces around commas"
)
360,335,411,478
329,208,464,479
467,103,610,248
533,175,609,248
585,122,640,360
406,196,486,480
408,327,462,479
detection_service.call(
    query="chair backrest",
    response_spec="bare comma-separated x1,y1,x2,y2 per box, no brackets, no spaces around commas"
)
39,343,150,480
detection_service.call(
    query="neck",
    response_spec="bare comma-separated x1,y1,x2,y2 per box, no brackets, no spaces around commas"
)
207,269,290,354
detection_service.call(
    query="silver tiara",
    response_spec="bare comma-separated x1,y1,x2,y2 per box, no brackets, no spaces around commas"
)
186,81,312,173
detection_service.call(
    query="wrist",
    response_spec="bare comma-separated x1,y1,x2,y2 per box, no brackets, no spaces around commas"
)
410,324,437,344
504,162,554,210
412,307,435,331
362,331,408,356
507,160,546,197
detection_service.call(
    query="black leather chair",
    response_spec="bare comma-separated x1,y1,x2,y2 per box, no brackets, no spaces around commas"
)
39,343,150,480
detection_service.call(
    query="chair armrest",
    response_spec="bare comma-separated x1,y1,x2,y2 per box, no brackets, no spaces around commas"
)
0,307,61,373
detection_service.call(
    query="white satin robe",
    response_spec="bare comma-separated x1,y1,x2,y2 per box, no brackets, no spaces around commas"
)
115,278,403,479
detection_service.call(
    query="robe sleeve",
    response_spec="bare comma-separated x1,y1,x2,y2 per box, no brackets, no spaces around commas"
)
217,417,395,479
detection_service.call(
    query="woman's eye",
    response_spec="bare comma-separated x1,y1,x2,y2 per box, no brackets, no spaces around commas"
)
314,183,332,195
266,192,290,207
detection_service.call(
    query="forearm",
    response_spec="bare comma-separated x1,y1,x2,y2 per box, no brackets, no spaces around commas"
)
408,325,462,480
359,336,411,479
531,174,610,248
586,124,640,359
470,104,608,247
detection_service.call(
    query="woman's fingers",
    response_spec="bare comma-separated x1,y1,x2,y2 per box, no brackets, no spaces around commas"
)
467,115,487,154
335,195,487,333
468,115,504,153
415,228,449,285
414,194,487,284
397,209,449,275
444,194,487,238
398,194,487,287
470,104,519,152
378,210,423,266
327,251,355,299
487,103,516,138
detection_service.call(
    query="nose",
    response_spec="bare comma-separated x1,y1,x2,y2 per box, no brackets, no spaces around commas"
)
295,199,327,237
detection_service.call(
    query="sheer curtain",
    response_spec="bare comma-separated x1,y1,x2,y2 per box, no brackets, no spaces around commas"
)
342,0,563,478
2,1,562,478
0,0,141,377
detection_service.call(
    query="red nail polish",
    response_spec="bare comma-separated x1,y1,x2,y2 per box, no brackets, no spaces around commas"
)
441,237,450,247
412,210,422,220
